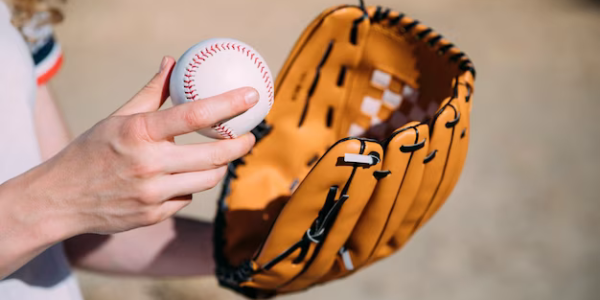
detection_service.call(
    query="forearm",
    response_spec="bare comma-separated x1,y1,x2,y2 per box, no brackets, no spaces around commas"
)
0,172,73,278
0,86,72,278
65,216,215,276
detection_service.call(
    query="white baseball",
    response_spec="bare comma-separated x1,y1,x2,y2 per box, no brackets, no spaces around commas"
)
169,38,274,139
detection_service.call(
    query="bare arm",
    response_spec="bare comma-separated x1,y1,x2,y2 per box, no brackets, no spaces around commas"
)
0,57,254,278
64,217,215,276
34,85,71,160
0,85,73,277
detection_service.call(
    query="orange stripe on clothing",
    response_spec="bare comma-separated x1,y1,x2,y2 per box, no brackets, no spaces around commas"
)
37,54,63,86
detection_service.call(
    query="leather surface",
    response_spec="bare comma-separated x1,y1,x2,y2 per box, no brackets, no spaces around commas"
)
215,4,476,298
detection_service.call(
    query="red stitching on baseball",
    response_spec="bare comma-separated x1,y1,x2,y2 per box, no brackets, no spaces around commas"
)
212,123,235,139
182,41,275,137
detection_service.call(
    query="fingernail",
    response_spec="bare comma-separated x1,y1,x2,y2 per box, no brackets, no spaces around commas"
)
158,56,168,73
244,88,259,105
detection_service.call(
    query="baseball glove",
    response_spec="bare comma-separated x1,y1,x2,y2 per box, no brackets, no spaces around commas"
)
214,3,476,298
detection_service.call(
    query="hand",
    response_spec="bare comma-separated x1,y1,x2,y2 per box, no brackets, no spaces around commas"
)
17,56,257,237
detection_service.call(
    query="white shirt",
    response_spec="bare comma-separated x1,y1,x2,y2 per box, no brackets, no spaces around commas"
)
0,2,82,299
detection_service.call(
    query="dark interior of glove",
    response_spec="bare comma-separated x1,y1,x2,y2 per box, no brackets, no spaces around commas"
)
359,25,457,140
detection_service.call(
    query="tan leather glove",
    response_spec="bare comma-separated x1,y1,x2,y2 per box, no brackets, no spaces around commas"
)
214,4,476,298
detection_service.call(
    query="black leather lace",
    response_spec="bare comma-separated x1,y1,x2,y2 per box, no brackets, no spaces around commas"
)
368,4,476,78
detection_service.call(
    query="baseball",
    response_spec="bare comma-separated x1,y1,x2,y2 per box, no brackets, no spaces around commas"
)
169,38,274,139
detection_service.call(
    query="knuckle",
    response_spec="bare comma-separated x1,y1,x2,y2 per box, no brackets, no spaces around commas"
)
135,183,162,204
183,105,210,129
142,208,163,225
103,117,142,157
129,154,163,178
242,134,256,152
209,137,253,167
121,114,152,142
207,167,227,188
209,146,231,167
131,162,161,179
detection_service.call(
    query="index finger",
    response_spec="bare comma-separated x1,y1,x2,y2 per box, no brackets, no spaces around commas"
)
144,87,259,140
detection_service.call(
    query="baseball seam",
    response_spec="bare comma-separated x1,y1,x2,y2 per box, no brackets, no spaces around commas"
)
183,42,274,139
212,123,236,139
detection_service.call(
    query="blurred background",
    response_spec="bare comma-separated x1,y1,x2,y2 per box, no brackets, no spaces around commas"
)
49,0,600,299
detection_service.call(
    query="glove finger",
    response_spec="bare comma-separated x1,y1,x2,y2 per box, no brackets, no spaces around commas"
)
322,122,429,280
278,140,383,293
435,79,473,204
245,138,382,291
366,123,430,262
392,97,461,246
418,78,473,225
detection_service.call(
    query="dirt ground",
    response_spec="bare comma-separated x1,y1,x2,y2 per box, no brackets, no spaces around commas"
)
51,0,600,299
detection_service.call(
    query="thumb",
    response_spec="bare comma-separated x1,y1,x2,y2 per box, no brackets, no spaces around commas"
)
112,56,176,116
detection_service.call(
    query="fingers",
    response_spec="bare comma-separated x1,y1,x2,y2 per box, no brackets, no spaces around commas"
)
159,166,228,200
163,133,255,173
144,87,259,141
157,198,193,223
112,56,176,116
142,166,228,222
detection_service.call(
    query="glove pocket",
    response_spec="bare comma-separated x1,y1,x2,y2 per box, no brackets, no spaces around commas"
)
245,138,382,292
